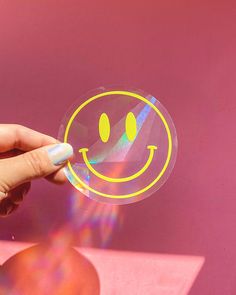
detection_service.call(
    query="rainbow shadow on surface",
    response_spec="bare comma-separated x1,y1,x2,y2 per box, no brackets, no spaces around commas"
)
1,185,122,291
67,189,124,247
0,231,100,294
0,232,78,294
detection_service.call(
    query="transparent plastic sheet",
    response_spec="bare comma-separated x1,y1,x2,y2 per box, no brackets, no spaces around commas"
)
58,87,178,204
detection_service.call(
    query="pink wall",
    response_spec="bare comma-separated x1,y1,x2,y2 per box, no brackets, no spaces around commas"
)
0,1,236,294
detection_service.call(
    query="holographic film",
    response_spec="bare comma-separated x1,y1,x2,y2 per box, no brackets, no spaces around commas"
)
58,88,178,204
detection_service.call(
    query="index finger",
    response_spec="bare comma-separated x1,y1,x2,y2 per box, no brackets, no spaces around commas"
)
0,124,58,152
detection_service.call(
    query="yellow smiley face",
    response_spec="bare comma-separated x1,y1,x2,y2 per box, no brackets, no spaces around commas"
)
62,89,177,203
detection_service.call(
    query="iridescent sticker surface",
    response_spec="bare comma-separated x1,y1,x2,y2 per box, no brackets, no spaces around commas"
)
58,88,178,204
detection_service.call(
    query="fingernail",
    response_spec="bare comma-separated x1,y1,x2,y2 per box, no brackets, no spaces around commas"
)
47,143,73,166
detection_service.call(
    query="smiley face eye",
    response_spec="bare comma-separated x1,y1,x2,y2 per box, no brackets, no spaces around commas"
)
99,113,110,143
126,112,137,141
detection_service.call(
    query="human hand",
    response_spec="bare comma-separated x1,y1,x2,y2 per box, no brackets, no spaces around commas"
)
0,124,73,217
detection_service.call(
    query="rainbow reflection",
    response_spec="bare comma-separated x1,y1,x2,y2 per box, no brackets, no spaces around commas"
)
90,96,157,163
106,96,156,161
0,236,100,294
67,189,124,248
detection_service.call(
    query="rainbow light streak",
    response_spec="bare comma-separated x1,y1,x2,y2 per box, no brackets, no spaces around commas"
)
68,191,123,248
8,229,74,294
90,96,157,163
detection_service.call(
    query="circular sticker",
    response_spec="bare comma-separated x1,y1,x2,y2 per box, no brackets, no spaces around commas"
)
58,87,178,204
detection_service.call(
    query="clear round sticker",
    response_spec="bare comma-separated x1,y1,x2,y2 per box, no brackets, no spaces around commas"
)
58,87,178,205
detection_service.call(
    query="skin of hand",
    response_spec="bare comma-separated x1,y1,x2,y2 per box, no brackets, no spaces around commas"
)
0,124,73,217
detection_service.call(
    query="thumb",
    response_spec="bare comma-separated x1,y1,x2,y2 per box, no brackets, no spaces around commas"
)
0,143,73,193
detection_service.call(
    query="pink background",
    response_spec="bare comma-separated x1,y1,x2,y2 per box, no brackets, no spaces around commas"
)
0,1,236,294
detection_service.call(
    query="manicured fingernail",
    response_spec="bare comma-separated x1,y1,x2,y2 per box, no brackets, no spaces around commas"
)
47,143,73,165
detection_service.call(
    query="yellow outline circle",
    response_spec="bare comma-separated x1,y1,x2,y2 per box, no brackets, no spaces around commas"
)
64,90,173,199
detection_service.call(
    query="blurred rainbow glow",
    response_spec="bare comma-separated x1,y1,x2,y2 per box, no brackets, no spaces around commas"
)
67,189,124,248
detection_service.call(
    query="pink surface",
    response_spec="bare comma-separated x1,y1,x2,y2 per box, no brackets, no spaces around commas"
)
0,241,204,295
0,1,236,294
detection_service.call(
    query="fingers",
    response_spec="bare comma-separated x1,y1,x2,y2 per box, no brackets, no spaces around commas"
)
0,149,23,160
9,182,31,204
0,124,58,153
0,183,31,217
46,169,68,184
0,197,18,217
0,149,68,185
0,125,73,217
0,143,73,193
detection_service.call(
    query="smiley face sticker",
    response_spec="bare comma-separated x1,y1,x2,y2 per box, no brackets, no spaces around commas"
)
58,88,178,204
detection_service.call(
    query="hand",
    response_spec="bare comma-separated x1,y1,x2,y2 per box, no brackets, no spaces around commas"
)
0,124,73,217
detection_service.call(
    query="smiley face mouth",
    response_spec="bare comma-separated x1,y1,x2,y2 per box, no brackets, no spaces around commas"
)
78,145,157,183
